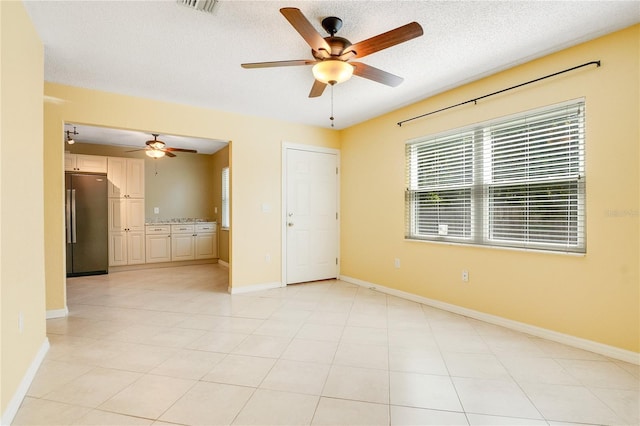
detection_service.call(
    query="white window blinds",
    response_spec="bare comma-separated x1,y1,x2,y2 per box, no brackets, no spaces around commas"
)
406,100,585,253
221,167,229,229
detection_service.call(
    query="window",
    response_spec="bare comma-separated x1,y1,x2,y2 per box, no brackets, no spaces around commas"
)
406,100,585,253
221,167,229,229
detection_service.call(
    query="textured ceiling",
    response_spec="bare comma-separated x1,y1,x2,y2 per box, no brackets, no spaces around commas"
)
25,0,640,139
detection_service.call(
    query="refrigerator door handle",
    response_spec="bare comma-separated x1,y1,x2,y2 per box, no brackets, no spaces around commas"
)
71,189,77,244
66,189,72,243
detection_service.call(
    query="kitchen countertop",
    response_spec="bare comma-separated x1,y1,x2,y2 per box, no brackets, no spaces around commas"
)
145,219,216,226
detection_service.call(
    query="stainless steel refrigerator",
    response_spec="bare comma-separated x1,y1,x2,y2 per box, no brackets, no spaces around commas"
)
65,172,108,277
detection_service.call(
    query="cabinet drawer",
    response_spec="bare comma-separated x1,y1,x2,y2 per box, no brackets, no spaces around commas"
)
146,225,171,235
196,223,216,233
171,224,195,234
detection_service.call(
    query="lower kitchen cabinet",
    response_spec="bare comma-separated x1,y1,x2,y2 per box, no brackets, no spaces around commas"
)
108,197,145,266
171,224,195,261
146,225,171,263
170,223,217,261
195,223,217,259
109,231,145,266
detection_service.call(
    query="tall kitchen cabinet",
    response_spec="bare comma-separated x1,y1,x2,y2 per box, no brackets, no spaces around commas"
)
107,157,146,266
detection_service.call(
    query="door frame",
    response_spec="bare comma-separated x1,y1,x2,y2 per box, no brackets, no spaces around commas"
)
281,142,340,286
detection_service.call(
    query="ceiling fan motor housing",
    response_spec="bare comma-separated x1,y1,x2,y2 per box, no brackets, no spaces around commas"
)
313,36,352,59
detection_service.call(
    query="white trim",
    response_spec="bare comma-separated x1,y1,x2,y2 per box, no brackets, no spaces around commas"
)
46,307,69,319
1,338,50,426
228,281,283,295
281,142,340,286
340,275,640,365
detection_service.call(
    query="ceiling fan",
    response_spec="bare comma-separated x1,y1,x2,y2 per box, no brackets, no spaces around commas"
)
241,7,423,98
138,134,197,158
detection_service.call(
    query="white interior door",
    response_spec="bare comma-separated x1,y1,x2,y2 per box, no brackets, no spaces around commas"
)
284,146,339,285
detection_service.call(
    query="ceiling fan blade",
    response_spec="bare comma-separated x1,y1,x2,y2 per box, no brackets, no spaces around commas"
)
352,62,404,87
241,59,317,69
308,80,327,98
165,151,176,158
125,148,146,152
165,147,197,153
341,22,423,60
280,8,331,55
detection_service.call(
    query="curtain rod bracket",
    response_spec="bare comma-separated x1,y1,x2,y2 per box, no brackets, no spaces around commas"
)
397,60,601,127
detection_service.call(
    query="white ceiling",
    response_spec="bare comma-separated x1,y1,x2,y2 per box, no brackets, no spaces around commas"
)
25,0,640,137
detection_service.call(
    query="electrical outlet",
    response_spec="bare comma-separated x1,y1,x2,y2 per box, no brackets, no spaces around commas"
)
153,207,160,214
394,258,401,269
462,270,469,282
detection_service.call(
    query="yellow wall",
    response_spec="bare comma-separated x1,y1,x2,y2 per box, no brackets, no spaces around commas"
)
43,84,339,310
0,1,46,415
68,143,218,221
211,145,230,262
341,25,639,352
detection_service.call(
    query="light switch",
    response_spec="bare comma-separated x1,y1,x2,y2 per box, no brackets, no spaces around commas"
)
154,207,160,214
261,203,271,213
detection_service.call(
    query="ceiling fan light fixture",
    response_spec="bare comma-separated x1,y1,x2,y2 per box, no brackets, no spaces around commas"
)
149,141,165,150
312,60,354,85
145,148,166,159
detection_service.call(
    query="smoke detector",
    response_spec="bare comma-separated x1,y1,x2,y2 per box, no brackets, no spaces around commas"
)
177,0,217,14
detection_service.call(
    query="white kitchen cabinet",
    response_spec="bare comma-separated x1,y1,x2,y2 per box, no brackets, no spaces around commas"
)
195,223,217,259
171,224,195,261
65,153,108,172
109,231,145,266
169,223,217,261
107,156,145,266
108,198,145,266
146,225,171,263
109,198,145,232
107,157,145,198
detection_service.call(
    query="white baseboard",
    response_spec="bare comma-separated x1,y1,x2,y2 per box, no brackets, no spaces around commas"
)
46,307,69,319
1,338,50,426
340,275,640,365
229,281,283,294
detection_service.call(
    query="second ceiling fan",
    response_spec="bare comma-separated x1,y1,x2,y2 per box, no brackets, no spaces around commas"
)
142,134,197,158
241,8,423,98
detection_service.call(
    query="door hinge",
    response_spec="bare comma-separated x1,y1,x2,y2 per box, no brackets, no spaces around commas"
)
336,167,339,175
336,212,338,220
336,258,338,265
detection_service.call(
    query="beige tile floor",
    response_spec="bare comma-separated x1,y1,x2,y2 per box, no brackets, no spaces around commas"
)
13,264,639,426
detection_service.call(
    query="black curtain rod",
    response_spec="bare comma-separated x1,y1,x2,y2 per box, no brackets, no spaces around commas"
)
397,60,601,127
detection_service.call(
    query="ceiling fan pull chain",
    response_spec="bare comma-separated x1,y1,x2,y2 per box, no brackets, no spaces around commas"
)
330,83,335,128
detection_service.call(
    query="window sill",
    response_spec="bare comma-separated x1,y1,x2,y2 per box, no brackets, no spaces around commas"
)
405,237,586,257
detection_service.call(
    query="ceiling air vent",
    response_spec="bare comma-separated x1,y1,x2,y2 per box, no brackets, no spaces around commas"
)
177,0,217,14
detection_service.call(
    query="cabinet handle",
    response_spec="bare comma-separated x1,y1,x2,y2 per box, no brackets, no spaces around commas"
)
71,189,77,243
65,189,71,243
